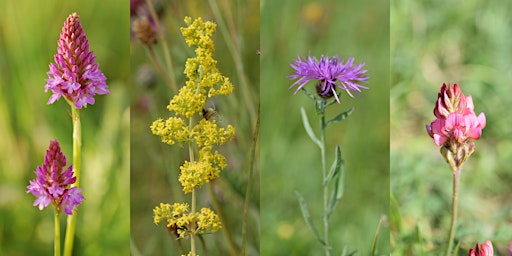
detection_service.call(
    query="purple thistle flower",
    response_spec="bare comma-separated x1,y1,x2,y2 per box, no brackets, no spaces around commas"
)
288,54,369,103
27,140,84,215
45,13,109,109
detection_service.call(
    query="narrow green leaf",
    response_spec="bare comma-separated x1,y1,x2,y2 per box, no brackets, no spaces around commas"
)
300,107,321,148
300,87,316,101
295,191,325,246
326,107,354,127
323,145,342,186
452,241,460,256
327,147,345,218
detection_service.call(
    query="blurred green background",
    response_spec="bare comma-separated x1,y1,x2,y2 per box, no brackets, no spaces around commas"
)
261,0,390,255
391,0,512,255
130,0,260,255
0,0,130,255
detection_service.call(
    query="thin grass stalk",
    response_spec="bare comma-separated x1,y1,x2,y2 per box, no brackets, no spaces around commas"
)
444,168,460,256
241,103,260,255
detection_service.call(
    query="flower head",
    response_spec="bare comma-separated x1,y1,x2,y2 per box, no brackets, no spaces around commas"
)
288,54,369,103
468,240,493,256
45,13,109,109
426,83,486,169
27,140,84,215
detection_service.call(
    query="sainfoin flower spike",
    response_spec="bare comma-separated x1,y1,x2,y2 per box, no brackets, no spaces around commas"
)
426,83,486,169
468,240,493,256
45,13,109,109
288,54,369,103
27,140,84,215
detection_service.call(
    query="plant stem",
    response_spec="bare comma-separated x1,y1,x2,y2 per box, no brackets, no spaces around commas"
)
63,106,81,256
319,100,330,256
444,168,461,256
148,45,177,92
54,209,60,256
188,116,197,254
241,104,260,256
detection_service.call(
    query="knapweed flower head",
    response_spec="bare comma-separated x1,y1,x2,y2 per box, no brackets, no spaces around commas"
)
426,83,486,169
26,140,84,215
153,203,221,238
45,13,109,109
288,54,369,103
468,240,493,256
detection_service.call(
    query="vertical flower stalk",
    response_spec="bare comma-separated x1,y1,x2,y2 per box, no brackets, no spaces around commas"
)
288,54,368,255
44,13,108,256
27,140,84,256
151,17,235,255
426,83,486,256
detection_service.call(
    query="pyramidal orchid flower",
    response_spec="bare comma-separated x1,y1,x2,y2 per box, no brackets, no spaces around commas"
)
468,240,494,256
45,13,109,109
426,83,486,169
288,54,369,103
27,140,84,215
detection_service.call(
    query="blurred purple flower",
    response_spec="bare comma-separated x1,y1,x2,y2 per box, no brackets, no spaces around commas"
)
45,13,108,109
27,140,84,215
288,54,368,103
468,240,493,256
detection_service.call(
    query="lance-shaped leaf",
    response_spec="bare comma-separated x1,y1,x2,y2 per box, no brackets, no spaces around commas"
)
323,145,343,186
301,107,321,148
326,107,354,127
295,190,325,245
327,146,345,218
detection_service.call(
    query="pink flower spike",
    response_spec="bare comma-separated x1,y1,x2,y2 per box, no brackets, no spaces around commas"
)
468,240,493,256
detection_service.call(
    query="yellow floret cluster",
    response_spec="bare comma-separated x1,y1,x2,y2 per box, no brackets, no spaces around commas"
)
153,203,222,238
151,16,235,241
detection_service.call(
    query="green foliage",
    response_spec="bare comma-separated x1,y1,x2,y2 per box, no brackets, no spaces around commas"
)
0,0,130,255
391,0,512,255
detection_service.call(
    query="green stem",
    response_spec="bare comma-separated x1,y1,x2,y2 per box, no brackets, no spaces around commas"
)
241,104,260,256
319,100,330,256
54,209,60,256
63,106,81,256
444,168,460,256
148,45,177,92
188,116,197,254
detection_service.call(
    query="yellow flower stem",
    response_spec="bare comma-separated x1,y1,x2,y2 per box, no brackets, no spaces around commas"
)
145,0,176,86
241,104,260,256
54,209,60,256
188,116,196,254
147,45,177,92
208,183,238,256
63,105,80,256
444,167,461,256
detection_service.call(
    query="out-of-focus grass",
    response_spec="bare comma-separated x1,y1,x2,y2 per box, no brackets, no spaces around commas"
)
130,0,259,255
261,0,390,255
391,0,512,255
0,0,130,255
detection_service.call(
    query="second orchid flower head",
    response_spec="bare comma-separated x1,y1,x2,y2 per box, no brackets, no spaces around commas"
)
426,83,486,170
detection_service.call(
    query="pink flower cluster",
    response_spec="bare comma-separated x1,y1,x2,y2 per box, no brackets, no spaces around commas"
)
427,83,486,147
468,240,493,256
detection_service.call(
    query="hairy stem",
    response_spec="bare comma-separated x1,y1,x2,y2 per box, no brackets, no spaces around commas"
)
319,101,330,256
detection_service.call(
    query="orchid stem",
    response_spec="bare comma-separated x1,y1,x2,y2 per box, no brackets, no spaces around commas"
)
445,167,460,256
63,105,80,256
54,209,61,256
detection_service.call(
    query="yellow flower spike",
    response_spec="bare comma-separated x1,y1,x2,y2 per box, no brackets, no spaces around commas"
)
168,86,206,118
150,117,190,145
197,208,221,233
